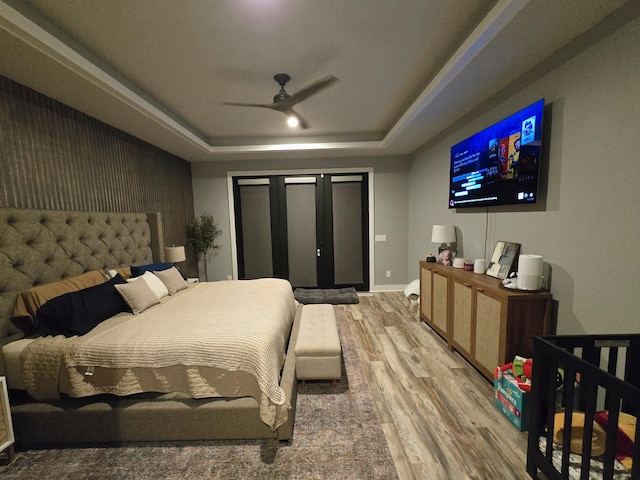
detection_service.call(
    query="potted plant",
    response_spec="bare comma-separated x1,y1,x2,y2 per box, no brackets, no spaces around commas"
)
185,213,222,281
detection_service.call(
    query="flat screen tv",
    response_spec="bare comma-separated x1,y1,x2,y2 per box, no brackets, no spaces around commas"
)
449,98,544,208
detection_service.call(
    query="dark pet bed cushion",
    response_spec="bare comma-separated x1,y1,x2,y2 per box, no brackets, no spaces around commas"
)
294,287,360,305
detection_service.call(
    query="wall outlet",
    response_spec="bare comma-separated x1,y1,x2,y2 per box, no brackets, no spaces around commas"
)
386,270,391,278
227,275,232,280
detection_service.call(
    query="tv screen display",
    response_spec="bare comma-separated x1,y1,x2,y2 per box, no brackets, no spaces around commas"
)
449,98,544,208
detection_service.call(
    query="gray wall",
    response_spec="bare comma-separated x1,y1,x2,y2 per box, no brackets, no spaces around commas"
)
408,16,640,335
0,75,196,275
191,156,410,288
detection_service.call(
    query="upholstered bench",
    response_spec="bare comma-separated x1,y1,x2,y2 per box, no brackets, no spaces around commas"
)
294,304,341,389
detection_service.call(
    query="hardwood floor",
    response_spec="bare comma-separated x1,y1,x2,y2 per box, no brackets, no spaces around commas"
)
344,291,531,480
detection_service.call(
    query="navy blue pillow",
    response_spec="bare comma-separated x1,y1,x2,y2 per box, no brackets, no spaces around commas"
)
130,262,172,278
36,274,129,336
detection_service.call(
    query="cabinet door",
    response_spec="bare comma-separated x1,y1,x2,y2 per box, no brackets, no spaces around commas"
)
432,270,449,338
474,289,505,376
452,279,473,357
419,265,432,323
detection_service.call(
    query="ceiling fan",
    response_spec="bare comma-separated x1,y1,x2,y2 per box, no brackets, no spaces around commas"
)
223,73,339,129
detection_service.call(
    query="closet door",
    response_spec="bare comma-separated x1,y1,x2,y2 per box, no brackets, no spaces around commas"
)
330,175,366,287
233,172,369,290
234,178,275,279
284,176,319,287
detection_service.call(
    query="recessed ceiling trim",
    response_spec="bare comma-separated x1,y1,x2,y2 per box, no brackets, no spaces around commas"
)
0,0,526,159
0,0,211,151
206,140,385,154
383,0,530,146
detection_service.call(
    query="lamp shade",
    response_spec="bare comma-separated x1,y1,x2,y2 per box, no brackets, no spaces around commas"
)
431,225,456,244
164,246,186,263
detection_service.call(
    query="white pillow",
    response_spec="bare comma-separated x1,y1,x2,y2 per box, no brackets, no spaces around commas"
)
115,280,160,314
127,271,169,300
140,271,169,299
154,267,189,295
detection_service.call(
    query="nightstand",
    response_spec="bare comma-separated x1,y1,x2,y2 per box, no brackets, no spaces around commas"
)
0,377,15,465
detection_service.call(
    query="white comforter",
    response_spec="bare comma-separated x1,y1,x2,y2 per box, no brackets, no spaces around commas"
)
21,278,296,429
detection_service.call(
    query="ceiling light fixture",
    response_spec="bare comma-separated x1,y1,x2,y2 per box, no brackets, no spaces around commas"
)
287,116,299,128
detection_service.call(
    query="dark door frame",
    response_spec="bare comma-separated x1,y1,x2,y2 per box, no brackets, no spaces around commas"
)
228,168,374,289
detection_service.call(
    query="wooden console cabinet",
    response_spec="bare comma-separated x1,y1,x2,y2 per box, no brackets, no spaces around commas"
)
419,261,552,381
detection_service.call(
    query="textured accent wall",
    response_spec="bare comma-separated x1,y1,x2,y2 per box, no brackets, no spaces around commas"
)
0,75,195,274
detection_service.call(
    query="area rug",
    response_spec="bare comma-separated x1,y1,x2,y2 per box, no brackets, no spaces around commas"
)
294,287,359,304
0,307,397,480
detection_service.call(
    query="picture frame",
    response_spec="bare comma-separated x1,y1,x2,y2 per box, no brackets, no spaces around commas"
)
0,376,15,463
486,241,521,279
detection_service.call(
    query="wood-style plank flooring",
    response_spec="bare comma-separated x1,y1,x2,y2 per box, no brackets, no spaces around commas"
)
343,291,531,480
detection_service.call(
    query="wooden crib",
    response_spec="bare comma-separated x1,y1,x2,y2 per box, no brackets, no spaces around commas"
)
526,334,640,479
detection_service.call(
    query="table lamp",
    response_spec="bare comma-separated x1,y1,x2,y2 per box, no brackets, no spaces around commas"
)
431,225,456,253
164,246,186,265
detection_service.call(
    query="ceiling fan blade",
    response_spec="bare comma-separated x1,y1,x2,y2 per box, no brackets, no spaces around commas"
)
285,74,339,106
224,102,310,128
222,101,274,109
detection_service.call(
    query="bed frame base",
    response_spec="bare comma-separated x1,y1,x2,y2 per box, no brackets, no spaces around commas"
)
12,395,286,446
10,305,301,448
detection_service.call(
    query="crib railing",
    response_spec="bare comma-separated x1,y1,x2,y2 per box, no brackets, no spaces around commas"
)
526,334,640,480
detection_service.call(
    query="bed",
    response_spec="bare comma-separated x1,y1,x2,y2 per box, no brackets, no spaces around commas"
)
526,334,640,479
0,208,300,446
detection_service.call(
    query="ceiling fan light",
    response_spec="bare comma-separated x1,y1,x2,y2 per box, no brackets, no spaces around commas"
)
287,116,299,127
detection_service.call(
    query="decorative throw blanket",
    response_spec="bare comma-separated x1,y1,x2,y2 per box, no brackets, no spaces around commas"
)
20,335,68,401
594,411,637,472
22,279,296,429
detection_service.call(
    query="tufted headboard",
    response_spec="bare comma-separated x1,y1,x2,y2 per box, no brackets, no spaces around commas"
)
0,208,164,351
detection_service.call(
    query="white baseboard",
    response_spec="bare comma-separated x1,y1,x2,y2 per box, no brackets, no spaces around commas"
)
369,284,406,292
